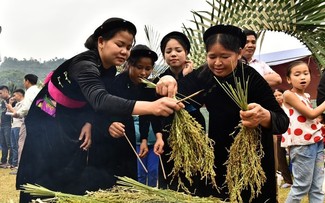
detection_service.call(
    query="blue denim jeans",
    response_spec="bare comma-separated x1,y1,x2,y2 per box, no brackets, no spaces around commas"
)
0,126,12,164
10,127,20,167
136,145,159,187
286,141,324,203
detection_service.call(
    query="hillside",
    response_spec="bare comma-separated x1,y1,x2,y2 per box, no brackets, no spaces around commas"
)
0,57,65,89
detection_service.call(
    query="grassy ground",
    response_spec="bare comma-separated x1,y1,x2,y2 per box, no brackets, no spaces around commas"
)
0,166,310,203
0,167,19,203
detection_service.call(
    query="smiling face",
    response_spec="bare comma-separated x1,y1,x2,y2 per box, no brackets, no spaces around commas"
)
206,42,242,78
163,39,187,71
286,63,311,93
129,57,154,84
242,35,256,62
98,30,134,68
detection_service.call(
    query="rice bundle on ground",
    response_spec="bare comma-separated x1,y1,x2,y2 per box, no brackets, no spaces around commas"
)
21,176,223,203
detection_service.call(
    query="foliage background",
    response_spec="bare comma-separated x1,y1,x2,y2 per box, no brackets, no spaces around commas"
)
0,57,65,89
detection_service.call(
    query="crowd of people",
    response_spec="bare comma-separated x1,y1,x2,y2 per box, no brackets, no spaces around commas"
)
0,17,324,203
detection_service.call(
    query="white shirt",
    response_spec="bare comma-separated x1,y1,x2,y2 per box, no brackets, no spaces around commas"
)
12,101,24,128
248,58,276,77
16,85,41,118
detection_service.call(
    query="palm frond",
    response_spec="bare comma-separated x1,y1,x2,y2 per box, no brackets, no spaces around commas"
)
183,0,325,70
144,25,169,77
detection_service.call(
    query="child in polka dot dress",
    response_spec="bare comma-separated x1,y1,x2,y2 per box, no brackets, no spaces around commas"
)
282,61,325,203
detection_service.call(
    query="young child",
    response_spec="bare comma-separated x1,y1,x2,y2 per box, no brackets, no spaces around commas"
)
108,44,163,187
282,61,325,202
273,89,293,188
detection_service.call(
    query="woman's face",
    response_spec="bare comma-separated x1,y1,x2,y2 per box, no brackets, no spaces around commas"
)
163,39,187,70
273,90,283,105
206,42,241,77
98,30,134,68
129,57,154,84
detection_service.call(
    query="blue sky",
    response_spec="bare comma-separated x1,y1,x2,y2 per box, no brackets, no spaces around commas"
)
0,0,305,61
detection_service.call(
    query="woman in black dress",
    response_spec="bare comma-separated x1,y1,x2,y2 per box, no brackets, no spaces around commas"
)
17,17,182,203
160,25,289,202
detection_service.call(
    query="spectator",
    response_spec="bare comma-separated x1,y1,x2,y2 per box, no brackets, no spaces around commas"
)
11,74,41,167
273,89,293,188
6,89,25,173
282,61,324,202
0,85,12,168
242,29,282,87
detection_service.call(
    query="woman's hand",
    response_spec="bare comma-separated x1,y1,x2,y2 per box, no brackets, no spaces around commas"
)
156,75,178,98
150,97,184,117
154,133,164,155
240,103,271,128
138,139,148,158
79,122,92,150
108,122,125,138
182,60,194,76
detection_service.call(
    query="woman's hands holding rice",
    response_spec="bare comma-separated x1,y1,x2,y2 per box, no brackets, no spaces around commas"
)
240,103,271,128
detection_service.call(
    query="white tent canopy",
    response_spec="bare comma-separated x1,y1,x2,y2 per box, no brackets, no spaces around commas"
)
254,47,311,66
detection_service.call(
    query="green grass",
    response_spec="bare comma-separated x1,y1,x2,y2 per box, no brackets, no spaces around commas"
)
0,167,19,203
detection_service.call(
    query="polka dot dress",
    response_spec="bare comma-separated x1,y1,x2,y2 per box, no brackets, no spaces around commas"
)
281,93,323,147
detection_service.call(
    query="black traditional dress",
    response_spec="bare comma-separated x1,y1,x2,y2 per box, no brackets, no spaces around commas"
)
156,68,207,195
101,71,162,180
161,62,289,202
17,50,136,203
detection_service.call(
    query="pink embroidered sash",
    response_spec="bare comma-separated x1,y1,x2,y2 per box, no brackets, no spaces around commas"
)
48,79,87,108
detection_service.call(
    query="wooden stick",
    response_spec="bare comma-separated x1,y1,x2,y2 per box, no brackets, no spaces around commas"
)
176,89,204,104
140,77,202,106
159,155,167,180
123,132,148,173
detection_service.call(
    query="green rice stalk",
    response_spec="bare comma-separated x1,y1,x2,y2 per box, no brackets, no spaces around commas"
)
214,67,266,203
140,78,157,89
140,77,217,192
21,177,224,203
168,109,217,192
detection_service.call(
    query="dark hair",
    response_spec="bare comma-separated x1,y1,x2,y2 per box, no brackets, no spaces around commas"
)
24,74,38,85
127,44,158,67
160,31,190,55
203,25,246,53
0,85,9,91
286,60,309,78
13,88,25,96
243,29,257,39
273,89,284,94
84,18,137,50
125,57,155,72
205,34,242,53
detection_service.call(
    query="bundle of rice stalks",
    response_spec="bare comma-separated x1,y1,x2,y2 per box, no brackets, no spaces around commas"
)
168,108,216,192
21,176,223,203
140,78,217,192
214,70,266,203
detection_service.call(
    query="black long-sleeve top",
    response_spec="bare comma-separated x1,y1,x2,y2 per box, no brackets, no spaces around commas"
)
175,62,289,202
50,50,136,117
317,71,325,106
110,71,162,141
